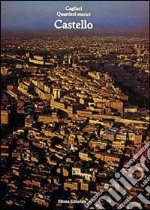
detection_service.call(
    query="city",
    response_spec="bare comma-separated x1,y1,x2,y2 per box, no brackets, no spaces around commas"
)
1,31,149,210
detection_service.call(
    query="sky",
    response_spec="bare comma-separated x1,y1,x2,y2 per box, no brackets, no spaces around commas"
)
1,1,149,30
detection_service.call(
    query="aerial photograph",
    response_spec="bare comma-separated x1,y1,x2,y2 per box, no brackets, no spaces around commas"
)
1,1,150,210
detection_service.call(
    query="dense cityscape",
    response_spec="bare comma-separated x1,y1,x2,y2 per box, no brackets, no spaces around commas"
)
1,30,149,210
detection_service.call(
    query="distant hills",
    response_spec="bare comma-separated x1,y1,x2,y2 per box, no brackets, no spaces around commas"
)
1,25,149,37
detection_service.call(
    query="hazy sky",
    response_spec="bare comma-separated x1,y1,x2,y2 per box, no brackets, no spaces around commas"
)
1,1,149,29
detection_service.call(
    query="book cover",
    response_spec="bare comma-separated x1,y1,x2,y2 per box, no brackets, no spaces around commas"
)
1,1,150,210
